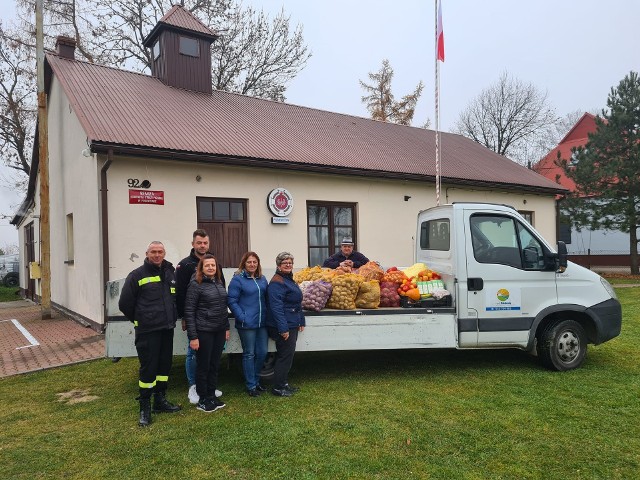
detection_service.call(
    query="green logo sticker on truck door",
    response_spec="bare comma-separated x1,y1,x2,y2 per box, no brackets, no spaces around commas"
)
486,288,521,311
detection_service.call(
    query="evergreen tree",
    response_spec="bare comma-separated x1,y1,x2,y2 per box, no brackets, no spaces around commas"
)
560,71,640,274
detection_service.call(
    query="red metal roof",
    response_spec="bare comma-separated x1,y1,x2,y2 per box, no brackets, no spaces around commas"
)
143,5,217,47
158,5,216,37
533,113,597,193
47,53,564,194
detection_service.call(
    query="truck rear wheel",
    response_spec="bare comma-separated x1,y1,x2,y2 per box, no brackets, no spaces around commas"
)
538,319,587,371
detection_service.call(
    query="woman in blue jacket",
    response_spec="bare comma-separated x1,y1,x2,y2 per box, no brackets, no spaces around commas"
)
267,251,305,397
227,252,269,397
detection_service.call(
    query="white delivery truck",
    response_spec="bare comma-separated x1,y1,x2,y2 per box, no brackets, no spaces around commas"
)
105,203,622,371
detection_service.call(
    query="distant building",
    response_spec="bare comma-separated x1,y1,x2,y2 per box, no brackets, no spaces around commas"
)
534,113,630,269
12,6,564,330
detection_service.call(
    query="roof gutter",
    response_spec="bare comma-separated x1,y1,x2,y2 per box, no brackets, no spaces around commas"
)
90,142,567,196
100,149,113,329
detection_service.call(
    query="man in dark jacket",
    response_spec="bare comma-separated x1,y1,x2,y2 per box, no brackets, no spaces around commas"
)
119,241,181,426
322,236,369,269
176,229,226,404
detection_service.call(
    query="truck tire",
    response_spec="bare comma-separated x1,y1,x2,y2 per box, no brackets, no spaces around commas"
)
3,272,19,287
538,319,587,371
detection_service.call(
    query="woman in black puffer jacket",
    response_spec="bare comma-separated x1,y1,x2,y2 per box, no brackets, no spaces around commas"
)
184,254,229,413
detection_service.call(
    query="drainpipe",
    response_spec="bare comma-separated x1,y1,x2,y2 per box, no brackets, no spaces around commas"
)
100,149,113,328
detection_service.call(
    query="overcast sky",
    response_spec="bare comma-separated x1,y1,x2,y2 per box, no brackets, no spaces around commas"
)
1,0,639,247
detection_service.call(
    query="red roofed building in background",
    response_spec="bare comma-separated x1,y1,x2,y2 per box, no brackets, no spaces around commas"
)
534,113,631,270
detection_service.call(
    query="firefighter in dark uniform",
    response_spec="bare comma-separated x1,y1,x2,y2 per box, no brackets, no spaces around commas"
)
119,241,182,426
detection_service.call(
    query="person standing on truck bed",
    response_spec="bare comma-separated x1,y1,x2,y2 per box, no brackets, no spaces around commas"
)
118,241,182,427
322,236,369,269
176,229,225,405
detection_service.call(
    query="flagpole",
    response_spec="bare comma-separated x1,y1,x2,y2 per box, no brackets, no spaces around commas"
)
434,0,441,206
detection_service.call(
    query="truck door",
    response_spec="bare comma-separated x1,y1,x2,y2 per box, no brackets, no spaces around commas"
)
463,211,558,347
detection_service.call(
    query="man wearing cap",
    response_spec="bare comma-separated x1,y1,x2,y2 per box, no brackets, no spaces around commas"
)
322,236,370,269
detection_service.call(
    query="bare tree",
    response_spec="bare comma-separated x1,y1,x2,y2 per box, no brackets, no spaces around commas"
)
454,72,557,165
360,59,424,126
205,5,310,101
0,0,310,198
78,0,310,100
0,24,35,189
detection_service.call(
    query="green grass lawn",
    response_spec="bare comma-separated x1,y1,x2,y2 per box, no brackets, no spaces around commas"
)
1,287,638,479
602,274,640,285
0,285,21,302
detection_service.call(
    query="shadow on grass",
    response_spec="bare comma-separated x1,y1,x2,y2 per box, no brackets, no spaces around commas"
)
283,347,539,381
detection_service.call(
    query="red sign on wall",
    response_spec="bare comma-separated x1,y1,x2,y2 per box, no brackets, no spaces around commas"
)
129,189,164,205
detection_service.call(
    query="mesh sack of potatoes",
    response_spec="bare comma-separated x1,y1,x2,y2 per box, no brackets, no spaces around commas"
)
355,280,381,309
298,280,313,295
319,269,339,282
301,280,333,312
325,273,364,310
294,266,325,283
381,270,408,284
357,261,385,282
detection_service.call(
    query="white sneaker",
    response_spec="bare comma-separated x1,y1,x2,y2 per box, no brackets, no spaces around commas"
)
188,384,199,405
215,389,223,398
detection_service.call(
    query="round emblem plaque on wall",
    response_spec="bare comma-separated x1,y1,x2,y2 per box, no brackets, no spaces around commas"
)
267,188,294,217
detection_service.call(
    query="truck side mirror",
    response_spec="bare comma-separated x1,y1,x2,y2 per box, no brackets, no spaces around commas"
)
556,241,568,273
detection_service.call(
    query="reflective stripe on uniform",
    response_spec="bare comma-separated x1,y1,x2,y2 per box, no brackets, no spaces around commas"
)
139,379,156,389
133,320,138,327
170,287,176,294
138,276,161,286
156,375,169,382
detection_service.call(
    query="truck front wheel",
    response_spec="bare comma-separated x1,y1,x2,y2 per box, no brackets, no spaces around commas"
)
538,319,587,371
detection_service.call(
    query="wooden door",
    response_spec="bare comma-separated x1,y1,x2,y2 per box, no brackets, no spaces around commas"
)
197,197,248,268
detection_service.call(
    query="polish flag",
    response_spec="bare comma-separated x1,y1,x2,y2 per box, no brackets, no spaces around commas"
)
436,0,445,62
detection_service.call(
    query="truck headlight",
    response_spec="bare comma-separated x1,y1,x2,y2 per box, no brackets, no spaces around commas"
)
600,277,618,300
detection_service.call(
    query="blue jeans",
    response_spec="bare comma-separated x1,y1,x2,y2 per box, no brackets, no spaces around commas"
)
186,343,197,386
237,327,269,390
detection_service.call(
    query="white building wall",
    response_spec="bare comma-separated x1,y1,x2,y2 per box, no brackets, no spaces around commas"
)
443,187,557,244
47,77,103,323
106,158,558,286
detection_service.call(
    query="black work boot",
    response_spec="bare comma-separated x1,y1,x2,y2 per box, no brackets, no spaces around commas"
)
152,391,182,413
138,398,152,427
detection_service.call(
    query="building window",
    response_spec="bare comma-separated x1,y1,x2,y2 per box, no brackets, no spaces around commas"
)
153,41,160,60
65,213,74,264
179,36,199,57
196,197,247,268
519,211,534,226
307,202,356,267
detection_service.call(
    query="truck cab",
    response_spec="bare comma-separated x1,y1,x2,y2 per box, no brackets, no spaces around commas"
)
416,203,622,370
